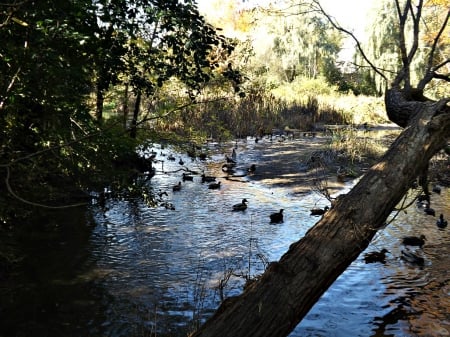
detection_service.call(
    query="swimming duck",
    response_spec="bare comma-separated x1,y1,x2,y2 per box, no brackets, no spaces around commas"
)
310,206,329,216
167,154,175,161
201,173,216,183
208,181,221,190
424,204,435,216
364,249,389,264
247,164,256,173
231,148,237,161
232,198,248,211
182,173,194,181
402,235,426,248
172,182,182,191
179,158,184,165
436,214,448,228
225,154,236,165
270,209,284,223
222,163,236,174
401,250,425,266
432,185,441,194
416,194,430,206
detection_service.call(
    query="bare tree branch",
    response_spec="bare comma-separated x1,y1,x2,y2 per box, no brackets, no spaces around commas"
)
417,9,450,90
310,0,387,83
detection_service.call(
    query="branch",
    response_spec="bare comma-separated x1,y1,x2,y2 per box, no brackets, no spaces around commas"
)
136,96,229,126
3,166,88,209
392,0,411,88
433,72,449,82
417,9,450,90
311,0,387,82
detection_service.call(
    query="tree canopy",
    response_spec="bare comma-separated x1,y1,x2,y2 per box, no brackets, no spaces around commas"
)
0,0,240,221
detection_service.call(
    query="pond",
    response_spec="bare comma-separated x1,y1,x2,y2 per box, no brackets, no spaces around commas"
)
1,134,449,337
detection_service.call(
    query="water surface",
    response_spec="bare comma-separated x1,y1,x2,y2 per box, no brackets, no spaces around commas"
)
1,136,449,337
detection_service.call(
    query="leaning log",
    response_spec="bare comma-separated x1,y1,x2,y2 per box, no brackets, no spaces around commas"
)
191,98,449,337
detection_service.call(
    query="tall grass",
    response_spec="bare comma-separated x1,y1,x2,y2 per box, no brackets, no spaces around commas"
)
105,78,389,143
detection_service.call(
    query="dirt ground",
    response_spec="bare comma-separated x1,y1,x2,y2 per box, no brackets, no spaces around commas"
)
240,125,449,195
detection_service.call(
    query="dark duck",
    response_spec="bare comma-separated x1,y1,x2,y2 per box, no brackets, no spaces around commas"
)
172,182,182,191
310,206,329,216
402,235,426,248
270,209,284,223
182,173,194,181
232,198,248,211
401,250,425,266
208,181,221,190
201,173,216,183
424,204,435,216
364,249,389,264
436,214,448,228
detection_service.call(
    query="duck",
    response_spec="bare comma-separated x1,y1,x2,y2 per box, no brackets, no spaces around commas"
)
222,163,236,174
208,181,221,190
436,214,448,228
179,158,184,165
270,209,284,223
231,148,237,161
201,173,216,183
364,248,389,264
247,164,256,173
172,182,182,192
424,204,435,216
167,154,175,161
225,154,236,165
310,206,329,216
232,198,248,211
432,185,441,194
416,194,430,205
402,235,426,248
401,250,425,266
182,173,194,181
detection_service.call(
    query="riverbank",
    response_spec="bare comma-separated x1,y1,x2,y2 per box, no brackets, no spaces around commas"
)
237,124,449,195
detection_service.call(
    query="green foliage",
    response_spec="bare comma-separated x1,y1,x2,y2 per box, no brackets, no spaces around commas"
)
0,0,241,222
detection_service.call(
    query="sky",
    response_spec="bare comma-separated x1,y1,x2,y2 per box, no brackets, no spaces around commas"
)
197,0,375,37
196,0,375,61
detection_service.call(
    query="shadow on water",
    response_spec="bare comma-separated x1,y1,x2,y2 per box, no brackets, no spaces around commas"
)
1,135,449,337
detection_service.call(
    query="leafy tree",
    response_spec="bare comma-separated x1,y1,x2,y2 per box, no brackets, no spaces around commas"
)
233,1,343,88
0,0,240,221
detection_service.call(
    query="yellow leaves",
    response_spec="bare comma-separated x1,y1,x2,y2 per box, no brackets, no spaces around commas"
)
425,0,450,6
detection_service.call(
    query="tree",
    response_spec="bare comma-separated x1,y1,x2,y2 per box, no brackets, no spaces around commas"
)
0,0,241,221
191,1,449,336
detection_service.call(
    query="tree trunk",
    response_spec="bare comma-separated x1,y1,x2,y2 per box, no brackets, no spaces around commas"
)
95,85,104,122
191,98,449,337
130,91,141,139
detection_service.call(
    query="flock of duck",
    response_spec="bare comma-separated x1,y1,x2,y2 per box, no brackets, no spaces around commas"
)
169,147,285,223
167,141,448,240
163,144,447,266
364,190,447,267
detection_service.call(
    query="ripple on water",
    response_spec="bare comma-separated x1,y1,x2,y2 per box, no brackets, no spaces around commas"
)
76,141,450,336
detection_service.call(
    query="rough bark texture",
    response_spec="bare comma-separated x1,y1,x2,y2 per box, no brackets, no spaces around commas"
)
191,98,449,337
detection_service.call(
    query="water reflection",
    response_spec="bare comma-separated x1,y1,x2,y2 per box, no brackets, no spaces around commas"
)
1,137,449,337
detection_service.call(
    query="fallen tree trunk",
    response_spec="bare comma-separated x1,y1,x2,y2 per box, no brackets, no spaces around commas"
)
191,97,449,337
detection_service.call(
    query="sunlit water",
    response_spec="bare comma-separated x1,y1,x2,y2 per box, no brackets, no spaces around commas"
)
1,137,449,337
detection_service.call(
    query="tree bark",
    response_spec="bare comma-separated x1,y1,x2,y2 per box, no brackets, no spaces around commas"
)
130,91,141,139
191,98,449,337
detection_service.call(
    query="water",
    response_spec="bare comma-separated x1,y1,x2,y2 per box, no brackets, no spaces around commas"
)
1,137,449,337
